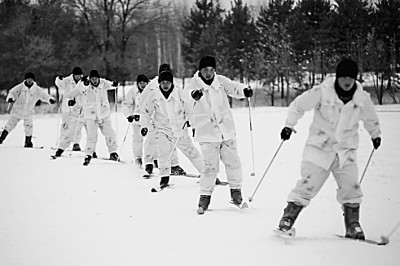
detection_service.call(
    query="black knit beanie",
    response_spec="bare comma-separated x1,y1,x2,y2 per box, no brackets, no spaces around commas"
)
137,74,149,83
25,72,35,80
199,55,216,70
159,63,171,74
89,70,100,78
72,67,83,75
336,59,358,79
158,71,173,84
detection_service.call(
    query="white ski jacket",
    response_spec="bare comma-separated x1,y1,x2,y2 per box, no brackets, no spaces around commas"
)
55,74,80,113
66,78,115,120
186,72,247,142
286,77,381,170
6,81,54,119
121,86,142,125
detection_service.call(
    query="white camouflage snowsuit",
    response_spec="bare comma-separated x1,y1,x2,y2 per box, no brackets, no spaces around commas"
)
141,84,203,177
284,77,381,206
138,77,180,166
66,79,118,156
186,72,247,195
55,74,84,146
121,85,156,164
5,81,54,136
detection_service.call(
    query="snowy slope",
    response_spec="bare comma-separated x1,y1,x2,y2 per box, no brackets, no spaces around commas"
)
0,105,399,266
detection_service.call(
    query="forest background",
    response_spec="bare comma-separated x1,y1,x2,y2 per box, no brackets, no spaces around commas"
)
0,0,399,113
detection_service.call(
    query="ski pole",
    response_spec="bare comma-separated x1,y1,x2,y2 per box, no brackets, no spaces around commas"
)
248,140,284,202
117,124,131,155
247,97,256,176
165,102,197,165
115,87,118,144
54,106,62,147
380,220,400,245
1,102,12,132
359,148,375,184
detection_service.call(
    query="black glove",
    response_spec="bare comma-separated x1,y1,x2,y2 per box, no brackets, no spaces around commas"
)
243,88,253,97
68,99,76,107
127,115,134,123
133,114,140,122
141,128,148,137
8,98,14,103
372,137,381,150
49,99,56,104
191,90,203,101
82,75,89,86
112,79,119,87
280,127,292,141
58,74,63,80
184,121,191,128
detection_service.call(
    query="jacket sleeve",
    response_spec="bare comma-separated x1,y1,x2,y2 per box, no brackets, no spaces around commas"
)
285,86,322,129
121,89,135,117
140,90,155,129
219,75,247,99
36,86,54,103
362,92,381,139
6,84,21,101
138,79,157,116
65,82,84,99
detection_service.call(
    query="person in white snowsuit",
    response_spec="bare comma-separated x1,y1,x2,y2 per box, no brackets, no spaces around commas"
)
276,59,381,240
0,72,56,147
122,74,156,175
141,70,203,188
138,63,186,176
54,67,84,151
65,70,119,165
186,55,253,213
52,89,92,158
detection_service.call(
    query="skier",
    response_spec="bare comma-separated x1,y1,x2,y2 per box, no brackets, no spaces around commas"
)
54,67,84,151
0,72,56,147
122,74,156,175
140,70,204,188
138,63,187,176
186,55,253,213
65,70,119,165
276,58,381,240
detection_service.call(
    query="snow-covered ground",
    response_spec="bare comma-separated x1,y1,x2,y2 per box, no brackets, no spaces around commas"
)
0,105,399,266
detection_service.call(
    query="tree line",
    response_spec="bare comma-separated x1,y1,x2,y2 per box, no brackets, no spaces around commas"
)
0,0,399,108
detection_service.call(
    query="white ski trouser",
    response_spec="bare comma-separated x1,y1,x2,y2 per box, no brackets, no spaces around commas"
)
199,139,243,195
287,156,363,206
131,123,157,165
58,116,87,150
59,112,82,146
5,115,33,136
85,116,118,156
156,131,203,177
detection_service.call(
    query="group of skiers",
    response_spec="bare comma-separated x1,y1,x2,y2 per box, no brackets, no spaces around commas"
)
0,56,382,240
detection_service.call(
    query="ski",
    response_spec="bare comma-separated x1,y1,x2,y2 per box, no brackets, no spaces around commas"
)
143,173,155,179
335,234,387,246
150,184,174,193
273,228,296,238
229,201,249,209
216,179,229,186
95,157,126,164
171,173,200,178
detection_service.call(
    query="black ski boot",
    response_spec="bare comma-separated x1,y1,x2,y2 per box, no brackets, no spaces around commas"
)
343,203,365,240
55,149,64,157
145,164,153,175
171,165,186,175
0,130,9,144
159,176,170,189
230,188,243,205
24,136,33,148
83,155,92,166
135,157,143,167
72,143,81,151
110,152,119,161
92,151,97,158
197,195,211,214
153,160,158,168
278,202,303,232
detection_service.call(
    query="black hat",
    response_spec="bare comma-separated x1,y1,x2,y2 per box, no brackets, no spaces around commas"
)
89,70,100,78
158,71,173,84
199,55,216,70
336,59,358,80
158,63,171,74
137,74,149,83
72,67,83,75
25,72,35,80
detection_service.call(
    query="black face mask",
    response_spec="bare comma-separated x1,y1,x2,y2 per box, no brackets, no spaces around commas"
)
159,84,174,99
24,80,33,88
198,72,214,86
334,79,357,104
